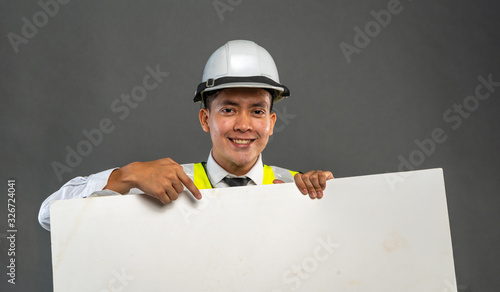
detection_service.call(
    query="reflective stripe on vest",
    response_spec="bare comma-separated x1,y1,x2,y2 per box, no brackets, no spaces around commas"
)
193,163,213,190
193,163,298,189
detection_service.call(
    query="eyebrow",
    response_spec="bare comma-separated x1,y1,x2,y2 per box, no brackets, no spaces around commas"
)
219,100,239,107
250,102,268,108
218,100,269,108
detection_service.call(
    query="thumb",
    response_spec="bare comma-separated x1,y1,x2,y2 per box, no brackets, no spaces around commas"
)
273,179,285,184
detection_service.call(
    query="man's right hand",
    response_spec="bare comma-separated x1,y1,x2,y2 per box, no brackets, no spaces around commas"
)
104,157,202,204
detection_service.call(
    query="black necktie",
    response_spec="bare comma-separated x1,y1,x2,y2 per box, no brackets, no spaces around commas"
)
222,176,250,187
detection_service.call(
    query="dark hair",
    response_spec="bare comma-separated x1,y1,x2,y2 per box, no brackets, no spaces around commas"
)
202,89,275,112
202,90,220,111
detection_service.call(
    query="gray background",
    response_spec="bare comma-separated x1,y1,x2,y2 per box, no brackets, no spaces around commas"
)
1,0,499,291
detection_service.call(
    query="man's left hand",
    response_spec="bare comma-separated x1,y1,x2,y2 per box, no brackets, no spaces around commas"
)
293,170,334,199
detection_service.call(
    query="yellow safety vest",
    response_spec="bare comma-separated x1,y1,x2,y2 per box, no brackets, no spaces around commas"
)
193,162,299,189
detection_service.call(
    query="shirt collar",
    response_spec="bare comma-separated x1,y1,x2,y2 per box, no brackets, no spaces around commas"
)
206,150,264,186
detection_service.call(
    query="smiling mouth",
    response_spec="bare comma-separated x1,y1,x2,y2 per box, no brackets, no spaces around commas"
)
229,138,255,145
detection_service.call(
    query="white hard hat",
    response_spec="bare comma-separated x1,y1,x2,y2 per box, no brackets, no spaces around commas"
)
193,40,290,104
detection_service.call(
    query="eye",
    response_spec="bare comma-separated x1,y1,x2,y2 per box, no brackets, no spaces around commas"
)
253,109,266,115
221,108,234,113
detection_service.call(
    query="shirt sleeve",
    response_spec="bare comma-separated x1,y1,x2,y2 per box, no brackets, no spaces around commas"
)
38,168,117,231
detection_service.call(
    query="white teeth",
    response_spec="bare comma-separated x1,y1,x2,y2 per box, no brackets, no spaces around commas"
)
232,139,252,144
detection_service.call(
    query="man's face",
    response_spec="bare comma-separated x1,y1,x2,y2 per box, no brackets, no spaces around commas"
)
199,88,276,175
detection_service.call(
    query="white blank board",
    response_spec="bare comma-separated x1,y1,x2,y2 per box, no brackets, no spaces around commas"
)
50,168,457,292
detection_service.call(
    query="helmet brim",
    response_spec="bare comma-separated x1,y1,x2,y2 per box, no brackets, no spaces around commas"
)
193,76,290,103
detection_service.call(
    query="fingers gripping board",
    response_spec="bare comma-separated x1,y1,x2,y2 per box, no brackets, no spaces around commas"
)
50,168,457,291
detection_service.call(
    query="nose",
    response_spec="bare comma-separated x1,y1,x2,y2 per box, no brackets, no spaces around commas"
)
234,112,253,132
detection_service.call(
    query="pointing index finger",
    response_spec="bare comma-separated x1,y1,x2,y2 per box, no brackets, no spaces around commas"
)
178,170,202,199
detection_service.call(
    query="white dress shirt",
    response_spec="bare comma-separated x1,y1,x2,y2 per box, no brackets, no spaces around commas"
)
38,151,294,231
207,151,263,187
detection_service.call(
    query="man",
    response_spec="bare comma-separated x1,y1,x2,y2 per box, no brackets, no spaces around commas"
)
38,40,334,231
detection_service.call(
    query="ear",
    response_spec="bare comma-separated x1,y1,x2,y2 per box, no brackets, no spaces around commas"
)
269,112,277,135
199,108,210,132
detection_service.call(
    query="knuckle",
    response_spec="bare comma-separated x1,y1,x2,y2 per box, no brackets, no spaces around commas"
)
164,172,177,181
152,189,164,198
173,183,184,193
151,191,169,204
161,157,176,166
160,193,171,204
187,179,196,187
